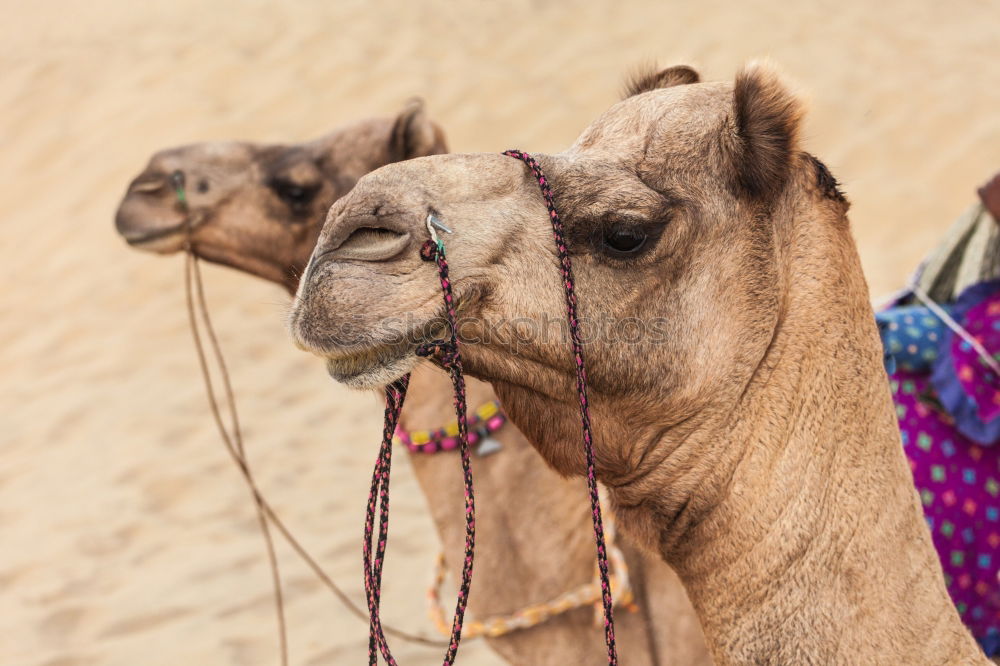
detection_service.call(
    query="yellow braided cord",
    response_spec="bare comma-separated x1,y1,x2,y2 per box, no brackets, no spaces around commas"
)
426,499,635,640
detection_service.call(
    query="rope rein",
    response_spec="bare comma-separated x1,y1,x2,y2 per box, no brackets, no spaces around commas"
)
173,169,288,666
175,158,629,660
399,401,636,641
416,225,476,665
186,269,446,643
502,149,618,664
362,151,618,665
363,215,477,665
173,171,447,666
183,252,289,666
363,377,409,663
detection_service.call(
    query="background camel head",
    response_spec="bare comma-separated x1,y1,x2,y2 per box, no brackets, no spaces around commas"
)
115,101,447,293
291,64,851,474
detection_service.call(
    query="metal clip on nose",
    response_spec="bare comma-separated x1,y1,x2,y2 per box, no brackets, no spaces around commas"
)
426,213,452,243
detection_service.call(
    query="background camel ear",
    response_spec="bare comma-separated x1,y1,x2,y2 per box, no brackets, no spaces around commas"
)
389,99,448,161
726,62,803,200
622,64,700,98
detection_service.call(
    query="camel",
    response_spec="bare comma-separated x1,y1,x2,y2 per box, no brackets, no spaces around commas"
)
115,101,709,665
289,66,991,663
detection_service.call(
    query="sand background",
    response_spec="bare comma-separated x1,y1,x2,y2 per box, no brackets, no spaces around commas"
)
3,1,999,664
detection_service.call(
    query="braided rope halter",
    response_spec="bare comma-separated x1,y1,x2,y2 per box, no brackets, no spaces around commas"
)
363,151,617,665
363,217,475,666
503,149,617,663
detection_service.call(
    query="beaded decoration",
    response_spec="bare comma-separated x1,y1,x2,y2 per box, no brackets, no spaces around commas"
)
394,401,506,454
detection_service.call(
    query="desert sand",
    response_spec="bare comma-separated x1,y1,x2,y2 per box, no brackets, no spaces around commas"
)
3,1,999,664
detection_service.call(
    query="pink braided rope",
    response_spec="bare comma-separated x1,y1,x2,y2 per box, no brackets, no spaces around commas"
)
362,235,476,666
363,150,616,665
502,149,618,664
363,378,408,664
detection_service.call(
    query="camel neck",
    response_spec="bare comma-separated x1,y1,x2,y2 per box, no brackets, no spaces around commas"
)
636,212,984,664
400,365,676,664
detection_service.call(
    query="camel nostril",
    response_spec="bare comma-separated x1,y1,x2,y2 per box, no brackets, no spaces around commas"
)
129,175,168,195
310,226,411,274
340,226,404,251
334,226,410,262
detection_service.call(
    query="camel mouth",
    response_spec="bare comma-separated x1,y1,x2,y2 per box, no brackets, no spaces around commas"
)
291,307,449,389
120,223,189,253
323,347,419,389
116,191,191,254
121,223,186,244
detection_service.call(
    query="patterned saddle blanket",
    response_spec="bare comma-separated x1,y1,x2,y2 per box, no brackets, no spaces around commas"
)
880,280,1000,654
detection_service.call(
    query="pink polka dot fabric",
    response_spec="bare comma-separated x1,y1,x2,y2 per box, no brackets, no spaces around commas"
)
893,370,1000,652
884,282,1000,654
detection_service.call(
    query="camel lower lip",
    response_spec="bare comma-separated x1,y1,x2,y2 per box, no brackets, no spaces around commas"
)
323,345,402,373
324,349,415,389
291,312,447,387
123,225,188,252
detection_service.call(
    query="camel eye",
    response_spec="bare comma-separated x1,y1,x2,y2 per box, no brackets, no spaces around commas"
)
602,226,648,256
272,179,318,208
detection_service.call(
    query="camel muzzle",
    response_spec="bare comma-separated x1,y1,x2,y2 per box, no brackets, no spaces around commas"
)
115,168,195,251
114,199,188,251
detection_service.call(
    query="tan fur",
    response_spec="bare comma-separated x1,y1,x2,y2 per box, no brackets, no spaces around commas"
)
115,102,708,665
291,66,989,663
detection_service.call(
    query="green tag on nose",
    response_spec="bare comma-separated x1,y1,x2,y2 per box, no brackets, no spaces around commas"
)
170,170,188,208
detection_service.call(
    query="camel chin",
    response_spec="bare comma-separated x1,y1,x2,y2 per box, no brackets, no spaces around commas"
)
324,349,417,389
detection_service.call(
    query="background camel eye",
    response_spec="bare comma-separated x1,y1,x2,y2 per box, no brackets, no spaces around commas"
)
602,226,647,256
271,179,318,208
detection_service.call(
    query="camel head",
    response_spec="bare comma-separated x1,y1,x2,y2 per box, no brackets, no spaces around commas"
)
291,64,851,476
115,101,448,293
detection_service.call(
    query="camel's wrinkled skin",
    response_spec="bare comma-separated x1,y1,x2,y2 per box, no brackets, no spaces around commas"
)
291,67,990,663
115,102,708,665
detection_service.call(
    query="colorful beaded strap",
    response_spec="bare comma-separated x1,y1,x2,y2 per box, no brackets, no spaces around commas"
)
394,400,506,454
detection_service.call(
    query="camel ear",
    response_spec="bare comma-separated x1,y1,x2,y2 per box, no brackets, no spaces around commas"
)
623,65,700,98
389,99,447,161
726,62,804,200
